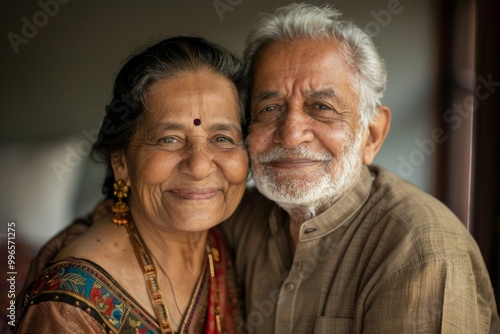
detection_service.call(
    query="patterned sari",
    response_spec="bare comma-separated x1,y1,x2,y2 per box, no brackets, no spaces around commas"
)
16,227,243,333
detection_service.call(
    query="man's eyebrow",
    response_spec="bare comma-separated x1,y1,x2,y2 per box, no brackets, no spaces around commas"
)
252,89,339,101
307,89,339,99
252,91,280,101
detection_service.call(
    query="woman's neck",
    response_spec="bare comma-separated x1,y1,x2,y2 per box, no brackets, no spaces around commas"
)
134,216,209,275
130,215,210,329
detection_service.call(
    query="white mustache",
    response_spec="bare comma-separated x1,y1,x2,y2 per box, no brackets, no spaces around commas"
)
258,147,333,163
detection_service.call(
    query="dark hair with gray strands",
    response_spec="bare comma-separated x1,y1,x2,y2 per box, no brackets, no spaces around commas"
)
92,36,248,198
243,3,387,127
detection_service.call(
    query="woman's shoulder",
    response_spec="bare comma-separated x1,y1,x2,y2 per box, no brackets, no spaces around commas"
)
21,257,115,329
20,257,159,333
26,257,123,305
54,213,129,262
29,257,112,297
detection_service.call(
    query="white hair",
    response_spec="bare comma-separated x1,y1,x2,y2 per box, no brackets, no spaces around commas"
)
252,128,364,216
243,3,387,128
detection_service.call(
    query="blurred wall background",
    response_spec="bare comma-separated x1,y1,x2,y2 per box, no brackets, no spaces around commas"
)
0,0,439,250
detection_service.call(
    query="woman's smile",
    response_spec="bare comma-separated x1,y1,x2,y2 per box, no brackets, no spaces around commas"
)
168,188,220,200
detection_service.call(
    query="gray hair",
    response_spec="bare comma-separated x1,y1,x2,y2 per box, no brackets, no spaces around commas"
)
243,3,387,127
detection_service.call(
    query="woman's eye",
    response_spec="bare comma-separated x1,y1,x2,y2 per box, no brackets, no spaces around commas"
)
213,136,234,144
158,137,178,144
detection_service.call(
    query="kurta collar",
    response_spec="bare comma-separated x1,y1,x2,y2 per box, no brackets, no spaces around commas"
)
268,165,374,241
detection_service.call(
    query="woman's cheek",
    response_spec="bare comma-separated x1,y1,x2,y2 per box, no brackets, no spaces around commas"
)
221,149,249,184
132,149,177,185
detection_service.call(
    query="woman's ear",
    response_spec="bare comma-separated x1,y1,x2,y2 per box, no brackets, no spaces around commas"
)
111,152,129,183
361,105,391,165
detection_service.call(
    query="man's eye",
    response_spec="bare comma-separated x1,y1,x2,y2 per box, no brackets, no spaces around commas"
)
252,104,283,123
263,105,279,112
313,104,333,110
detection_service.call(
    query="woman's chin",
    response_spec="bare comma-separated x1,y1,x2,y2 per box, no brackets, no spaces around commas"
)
165,218,221,233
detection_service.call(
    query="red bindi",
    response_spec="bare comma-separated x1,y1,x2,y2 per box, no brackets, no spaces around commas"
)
194,118,201,126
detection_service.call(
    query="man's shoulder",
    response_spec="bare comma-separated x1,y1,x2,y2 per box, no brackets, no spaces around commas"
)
366,165,481,265
369,165,460,225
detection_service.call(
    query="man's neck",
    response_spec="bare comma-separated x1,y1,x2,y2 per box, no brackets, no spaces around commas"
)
286,204,330,255
284,175,362,255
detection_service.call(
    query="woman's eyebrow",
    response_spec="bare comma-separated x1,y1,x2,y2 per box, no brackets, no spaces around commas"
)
147,121,185,133
208,123,242,133
148,121,241,133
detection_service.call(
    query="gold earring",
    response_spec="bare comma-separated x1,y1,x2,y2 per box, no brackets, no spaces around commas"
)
112,179,129,226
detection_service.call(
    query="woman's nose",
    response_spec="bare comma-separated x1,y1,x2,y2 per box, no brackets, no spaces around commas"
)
179,142,216,180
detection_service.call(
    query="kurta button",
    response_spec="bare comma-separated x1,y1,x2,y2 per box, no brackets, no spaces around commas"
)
284,282,295,292
304,227,318,234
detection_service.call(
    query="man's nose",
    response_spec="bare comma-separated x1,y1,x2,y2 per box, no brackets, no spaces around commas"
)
273,109,314,148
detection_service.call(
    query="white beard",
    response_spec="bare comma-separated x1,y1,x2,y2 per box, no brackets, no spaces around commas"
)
251,131,364,217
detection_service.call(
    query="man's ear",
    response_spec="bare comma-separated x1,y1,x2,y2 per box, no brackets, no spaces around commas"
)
111,152,129,183
361,105,391,165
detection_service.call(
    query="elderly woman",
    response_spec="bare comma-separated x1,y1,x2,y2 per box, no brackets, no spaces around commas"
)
17,36,248,333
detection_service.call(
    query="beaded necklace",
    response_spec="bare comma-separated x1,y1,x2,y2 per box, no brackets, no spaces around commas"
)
125,219,222,333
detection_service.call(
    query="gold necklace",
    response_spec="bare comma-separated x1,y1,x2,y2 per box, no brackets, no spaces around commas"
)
148,244,184,319
125,219,222,334
207,244,222,333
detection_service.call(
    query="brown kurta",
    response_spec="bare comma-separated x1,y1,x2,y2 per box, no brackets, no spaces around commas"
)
222,165,500,333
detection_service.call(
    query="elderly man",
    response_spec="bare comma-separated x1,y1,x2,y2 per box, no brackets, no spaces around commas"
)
23,3,499,333
221,3,499,333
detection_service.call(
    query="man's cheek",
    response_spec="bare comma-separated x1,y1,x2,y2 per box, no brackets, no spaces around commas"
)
248,128,274,148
